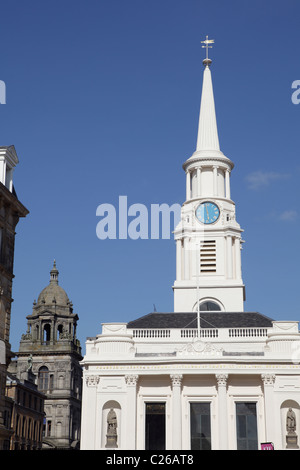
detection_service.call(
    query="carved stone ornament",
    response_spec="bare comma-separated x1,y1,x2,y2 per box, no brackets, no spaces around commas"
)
216,374,228,387
21,332,32,341
85,375,100,386
170,374,183,387
125,375,139,387
261,374,276,386
177,340,223,357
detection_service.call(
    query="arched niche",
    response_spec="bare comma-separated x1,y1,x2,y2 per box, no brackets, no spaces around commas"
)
101,400,121,449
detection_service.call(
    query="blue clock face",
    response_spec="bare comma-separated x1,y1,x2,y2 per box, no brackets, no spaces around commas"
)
196,202,220,224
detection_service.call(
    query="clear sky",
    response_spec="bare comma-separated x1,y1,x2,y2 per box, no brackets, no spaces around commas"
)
1,0,299,354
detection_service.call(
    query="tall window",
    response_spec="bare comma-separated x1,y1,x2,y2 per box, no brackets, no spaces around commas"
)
190,403,211,450
145,403,166,450
43,324,51,342
236,402,258,450
38,366,49,391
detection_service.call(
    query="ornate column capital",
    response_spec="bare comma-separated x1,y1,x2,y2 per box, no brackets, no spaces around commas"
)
125,374,139,387
170,374,183,387
261,374,276,386
216,373,228,387
85,375,100,387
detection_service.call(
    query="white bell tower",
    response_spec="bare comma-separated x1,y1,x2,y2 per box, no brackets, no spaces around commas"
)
173,38,245,313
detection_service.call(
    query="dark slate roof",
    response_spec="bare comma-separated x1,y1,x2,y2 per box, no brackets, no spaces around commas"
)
127,312,274,329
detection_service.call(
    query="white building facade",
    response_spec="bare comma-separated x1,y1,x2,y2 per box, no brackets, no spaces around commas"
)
80,41,300,451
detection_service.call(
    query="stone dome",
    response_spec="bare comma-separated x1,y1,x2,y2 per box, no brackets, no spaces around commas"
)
37,261,70,306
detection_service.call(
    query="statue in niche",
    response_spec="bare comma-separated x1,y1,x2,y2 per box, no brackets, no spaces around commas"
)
286,407,299,449
287,408,296,433
105,408,118,448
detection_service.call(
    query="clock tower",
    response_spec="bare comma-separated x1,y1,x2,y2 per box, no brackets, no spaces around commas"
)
173,39,245,313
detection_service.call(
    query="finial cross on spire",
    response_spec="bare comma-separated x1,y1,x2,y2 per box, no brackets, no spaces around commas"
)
201,36,214,65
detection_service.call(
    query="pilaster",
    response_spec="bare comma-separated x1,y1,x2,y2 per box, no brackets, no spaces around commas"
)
125,374,139,449
261,374,276,444
216,373,228,449
170,374,183,449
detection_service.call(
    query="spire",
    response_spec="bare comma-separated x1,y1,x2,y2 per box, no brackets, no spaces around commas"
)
196,37,220,152
50,259,59,285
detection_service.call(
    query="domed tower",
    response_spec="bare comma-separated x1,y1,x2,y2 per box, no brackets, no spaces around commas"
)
16,261,82,450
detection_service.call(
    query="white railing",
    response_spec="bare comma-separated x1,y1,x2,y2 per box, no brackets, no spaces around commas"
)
132,329,171,338
129,327,269,342
181,329,218,338
228,328,268,338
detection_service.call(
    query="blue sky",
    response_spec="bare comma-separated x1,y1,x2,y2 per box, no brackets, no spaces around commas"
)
1,0,299,354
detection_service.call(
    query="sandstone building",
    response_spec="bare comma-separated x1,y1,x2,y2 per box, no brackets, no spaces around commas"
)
0,145,28,450
15,261,82,449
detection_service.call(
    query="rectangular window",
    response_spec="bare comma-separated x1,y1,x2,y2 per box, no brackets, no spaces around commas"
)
145,402,166,450
190,402,211,450
236,402,258,450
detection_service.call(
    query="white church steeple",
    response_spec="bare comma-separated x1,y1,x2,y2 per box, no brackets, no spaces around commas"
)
196,56,220,152
173,38,245,313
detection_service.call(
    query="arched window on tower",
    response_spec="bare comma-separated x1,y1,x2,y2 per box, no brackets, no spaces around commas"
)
57,324,63,340
43,324,51,343
38,366,49,391
200,301,221,311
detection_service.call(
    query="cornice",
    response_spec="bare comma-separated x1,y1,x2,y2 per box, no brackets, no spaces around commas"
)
182,153,234,172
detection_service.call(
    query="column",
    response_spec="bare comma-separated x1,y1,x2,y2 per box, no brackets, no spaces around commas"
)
186,170,191,201
261,374,276,445
176,240,182,281
216,374,229,450
170,374,183,449
184,238,190,280
234,237,241,280
213,165,218,197
0,157,6,186
226,236,233,279
225,169,231,199
125,375,139,449
197,167,201,197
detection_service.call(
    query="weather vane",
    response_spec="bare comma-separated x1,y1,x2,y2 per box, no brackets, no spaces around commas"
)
201,36,214,66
